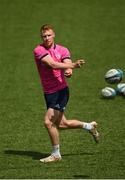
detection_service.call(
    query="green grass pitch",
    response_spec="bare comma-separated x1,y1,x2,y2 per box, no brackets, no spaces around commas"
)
0,0,125,178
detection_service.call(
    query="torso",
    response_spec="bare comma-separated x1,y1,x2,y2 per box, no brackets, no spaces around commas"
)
34,44,71,94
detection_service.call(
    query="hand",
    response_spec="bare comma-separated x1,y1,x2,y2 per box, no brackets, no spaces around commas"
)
74,59,85,68
64,68,73,78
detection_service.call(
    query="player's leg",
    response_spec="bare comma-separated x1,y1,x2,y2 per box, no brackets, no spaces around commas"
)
59,114,84,128
59,114,99,143
40,108,62,163
44,108,60,145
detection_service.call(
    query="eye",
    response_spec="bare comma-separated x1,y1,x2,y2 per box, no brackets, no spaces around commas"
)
42,34,51,38
47,34,51,37
42,35,47,38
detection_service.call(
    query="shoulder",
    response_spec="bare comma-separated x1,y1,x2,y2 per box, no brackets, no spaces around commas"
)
34,44,45,53
33,44,48,58
56,44,69,51
56,44,70,54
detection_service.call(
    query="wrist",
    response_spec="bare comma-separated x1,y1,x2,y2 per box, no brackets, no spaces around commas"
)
72,63,76,68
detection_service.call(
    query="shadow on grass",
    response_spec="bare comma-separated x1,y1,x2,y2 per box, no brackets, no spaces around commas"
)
73,175,90,179
4,150,93,160
4,150,49,160
4,150,90,178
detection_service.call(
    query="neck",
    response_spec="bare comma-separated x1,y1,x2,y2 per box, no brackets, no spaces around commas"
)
44,42,55,49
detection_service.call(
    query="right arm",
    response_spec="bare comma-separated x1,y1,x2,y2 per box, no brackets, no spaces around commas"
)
41,55,85,69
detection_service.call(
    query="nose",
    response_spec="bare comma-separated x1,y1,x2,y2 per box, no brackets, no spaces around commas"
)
46,35,49,40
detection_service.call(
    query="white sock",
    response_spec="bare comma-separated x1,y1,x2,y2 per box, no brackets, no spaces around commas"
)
83,122,93,130
51,144,61,157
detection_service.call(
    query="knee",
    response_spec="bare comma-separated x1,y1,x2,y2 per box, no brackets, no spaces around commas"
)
44,114,54,129
44,119,51,129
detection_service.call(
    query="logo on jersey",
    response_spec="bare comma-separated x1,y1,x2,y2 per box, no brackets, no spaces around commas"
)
54,49,61,59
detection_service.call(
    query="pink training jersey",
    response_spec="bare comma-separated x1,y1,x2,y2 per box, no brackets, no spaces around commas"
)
34,44,71,94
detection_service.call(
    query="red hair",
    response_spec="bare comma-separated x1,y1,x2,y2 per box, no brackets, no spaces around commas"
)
40,24,54,33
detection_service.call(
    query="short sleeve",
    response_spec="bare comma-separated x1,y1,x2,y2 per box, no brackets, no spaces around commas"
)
34,45,48,59
61,47,71,61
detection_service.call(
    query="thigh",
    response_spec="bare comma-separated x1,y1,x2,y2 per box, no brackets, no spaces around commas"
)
44,87,69,112
57,87,69,112
45,108,63,124
44,91,59,110
58,114,68,128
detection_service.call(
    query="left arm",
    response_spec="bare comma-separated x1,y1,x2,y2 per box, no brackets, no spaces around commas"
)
63,59,73,78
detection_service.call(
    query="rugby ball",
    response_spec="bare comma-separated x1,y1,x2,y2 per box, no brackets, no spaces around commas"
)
116,83,125,94
105,69,123,84
101,87,116,98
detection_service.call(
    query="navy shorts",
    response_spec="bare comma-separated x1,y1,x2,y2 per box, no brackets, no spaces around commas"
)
44,87,69,112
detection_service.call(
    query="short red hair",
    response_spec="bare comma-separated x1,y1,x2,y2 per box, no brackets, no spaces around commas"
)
40,24,54,33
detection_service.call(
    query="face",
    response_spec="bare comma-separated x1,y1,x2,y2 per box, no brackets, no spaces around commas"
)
41,29,55,48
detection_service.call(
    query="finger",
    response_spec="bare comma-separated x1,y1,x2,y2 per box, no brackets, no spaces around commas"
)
80,60,85,64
